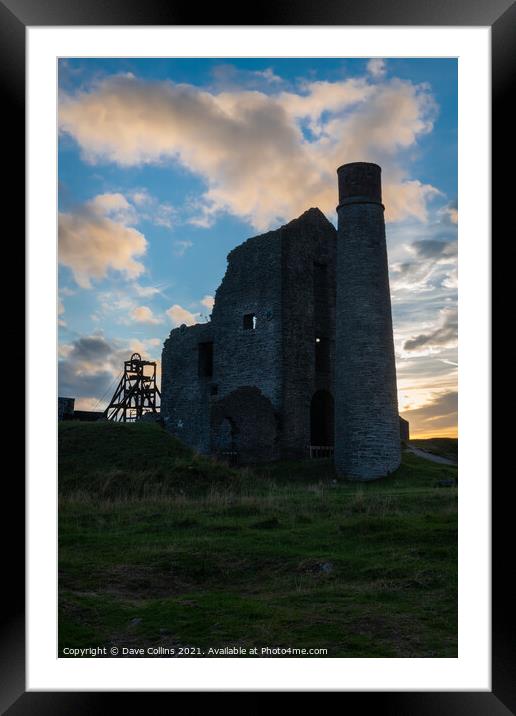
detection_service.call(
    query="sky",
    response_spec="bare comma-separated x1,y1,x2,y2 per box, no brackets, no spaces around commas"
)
58,57,458,438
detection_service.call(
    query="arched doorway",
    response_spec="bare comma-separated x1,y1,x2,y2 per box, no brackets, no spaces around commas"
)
215,416,238,452
213,416,239,465
310,390,334,446
210,387,278,463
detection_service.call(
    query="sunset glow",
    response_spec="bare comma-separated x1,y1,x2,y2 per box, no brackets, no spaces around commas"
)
58,58,457,439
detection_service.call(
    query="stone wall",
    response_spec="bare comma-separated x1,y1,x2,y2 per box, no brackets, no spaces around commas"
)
161,208,337,463
334,163,401,479
399,416,410,444
161,322,214,454
280,208,337,458
161,225,283,461
210,227,284,409
161,165,405,474
211,386,279,463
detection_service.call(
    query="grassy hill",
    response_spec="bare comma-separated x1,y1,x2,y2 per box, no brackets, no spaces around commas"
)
59,422,458,658
409,438,458,462
59,421,239,498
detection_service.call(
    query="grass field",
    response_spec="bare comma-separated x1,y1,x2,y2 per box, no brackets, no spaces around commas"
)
409,438,458,463
59,422,457,658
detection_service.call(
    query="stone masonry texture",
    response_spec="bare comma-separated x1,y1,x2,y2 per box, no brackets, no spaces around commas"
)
334,163,401,479
161,162,404,477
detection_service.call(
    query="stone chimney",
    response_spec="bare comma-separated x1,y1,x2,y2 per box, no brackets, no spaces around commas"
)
334,162,401,479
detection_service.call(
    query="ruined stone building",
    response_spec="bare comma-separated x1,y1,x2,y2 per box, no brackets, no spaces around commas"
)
161,162,404,479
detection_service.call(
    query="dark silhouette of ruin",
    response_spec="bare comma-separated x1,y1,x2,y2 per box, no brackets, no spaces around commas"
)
334,163,401,478
161,162,405,479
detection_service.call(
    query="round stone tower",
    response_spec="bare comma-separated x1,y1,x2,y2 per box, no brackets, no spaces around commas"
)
334,162,400,479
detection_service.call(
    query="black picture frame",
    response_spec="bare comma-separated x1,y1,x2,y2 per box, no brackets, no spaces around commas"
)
2,0,507,710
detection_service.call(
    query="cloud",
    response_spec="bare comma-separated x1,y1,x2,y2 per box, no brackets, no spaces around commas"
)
403,306,457,353
58,332,161,409
59,72,439,230
128,188,177,228
64,334,114,365
210,64,285,91
392,238,456,289
166,304,199,327
59,192,147,288
173,239,193,256
58,297,66,326
447,206,458,224
389,206,457,294
153,204,176,228
200,294,215,310
390,210,457,436
367,59,386,78
130,190,150,206
97,289,135,315
89,192,137,224
439,199,458,225
442,267,458,289
254,68,282,84
410,239,457,260
277,77,374,124
130,305,163,324
93,284,170,327
58,66,457,438
384,181,441,225
131,281,162,297
401,390,457,436
58,336,120,407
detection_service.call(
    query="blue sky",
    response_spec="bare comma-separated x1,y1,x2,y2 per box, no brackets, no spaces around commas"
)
58,57,457,436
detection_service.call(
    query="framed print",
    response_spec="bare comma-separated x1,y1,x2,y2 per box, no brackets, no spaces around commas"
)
1,0,509,709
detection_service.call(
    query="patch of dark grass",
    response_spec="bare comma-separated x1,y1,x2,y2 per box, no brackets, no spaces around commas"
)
58,424,457,658
409,438,458,462
173,518,199,529
223,505,262,517
59,422,239,498
209,524,243,533
251,517,281,530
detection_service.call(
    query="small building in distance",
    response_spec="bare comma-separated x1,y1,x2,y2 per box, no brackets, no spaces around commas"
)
399,416,410,444
58,397,75,421
57,397,103,422
72,410,105,422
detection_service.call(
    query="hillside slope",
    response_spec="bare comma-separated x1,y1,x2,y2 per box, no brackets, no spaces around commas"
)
59,421,237,497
